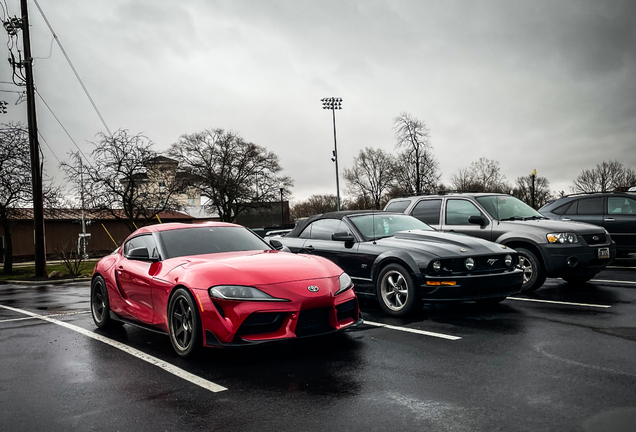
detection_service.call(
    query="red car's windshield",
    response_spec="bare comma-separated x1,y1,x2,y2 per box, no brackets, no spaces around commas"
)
159,226,271,259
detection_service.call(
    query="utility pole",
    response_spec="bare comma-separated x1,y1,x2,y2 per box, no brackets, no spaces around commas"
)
20,0,47,277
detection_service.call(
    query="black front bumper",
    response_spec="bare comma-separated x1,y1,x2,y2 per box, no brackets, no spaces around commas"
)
540,243,616,278
418,269,523,301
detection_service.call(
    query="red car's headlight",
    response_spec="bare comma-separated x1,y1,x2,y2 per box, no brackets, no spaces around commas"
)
209,285,288,302
335,273,354,296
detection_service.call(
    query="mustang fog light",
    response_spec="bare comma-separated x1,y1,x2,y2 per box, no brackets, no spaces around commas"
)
505,254,513,267
465,257,475,270
432,261,441,272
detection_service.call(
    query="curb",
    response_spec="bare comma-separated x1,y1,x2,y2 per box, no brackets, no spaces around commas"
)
0,278,91,285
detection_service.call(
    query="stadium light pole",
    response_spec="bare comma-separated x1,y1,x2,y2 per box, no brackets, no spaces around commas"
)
321,97,342,211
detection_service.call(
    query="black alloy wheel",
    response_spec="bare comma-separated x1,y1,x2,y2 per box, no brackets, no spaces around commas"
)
91,275,116,329
376,263,421,317
168,288,202,357
516,248,546,293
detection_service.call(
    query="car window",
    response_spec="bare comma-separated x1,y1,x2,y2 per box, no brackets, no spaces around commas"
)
305,219,351,240
412,199,441,225
551,202,573,215
475,195,541,220
385,200,411,213
123,234,158,259
608,197,636,214
565,200,578,215
159,226,270,258
445,199,482,225
348,213,433,240
577,197,603,215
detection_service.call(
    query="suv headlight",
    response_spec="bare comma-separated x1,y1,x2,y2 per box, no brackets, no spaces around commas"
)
546,232,578,244
335,273,354,295
209,285,287,301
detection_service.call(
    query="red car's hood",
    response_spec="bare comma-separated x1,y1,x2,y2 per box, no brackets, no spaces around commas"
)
162,250,342,286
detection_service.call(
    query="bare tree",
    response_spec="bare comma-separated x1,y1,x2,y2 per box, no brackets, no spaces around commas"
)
393,150,441,196
450,158,510,193
169,129,293,222
291,194,338,220
571,160,636,193
62,129,185,233
343,147,396,209
393,113,439,195
512,175,553,209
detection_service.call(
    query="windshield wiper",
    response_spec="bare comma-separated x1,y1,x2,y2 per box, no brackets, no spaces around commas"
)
526,215,548,220
499,216,525,221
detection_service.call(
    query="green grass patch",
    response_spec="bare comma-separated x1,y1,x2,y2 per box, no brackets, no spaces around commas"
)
0,261,97,281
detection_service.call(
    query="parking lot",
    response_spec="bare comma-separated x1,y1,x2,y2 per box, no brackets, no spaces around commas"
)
1,255,635,432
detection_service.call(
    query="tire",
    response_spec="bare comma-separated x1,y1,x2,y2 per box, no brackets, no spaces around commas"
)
517,248,546,293
376,263,421,317
91,275,117,329
168,288,202,357
562,276,593,284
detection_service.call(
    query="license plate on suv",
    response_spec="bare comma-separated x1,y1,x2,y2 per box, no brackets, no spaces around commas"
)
598,247,610,259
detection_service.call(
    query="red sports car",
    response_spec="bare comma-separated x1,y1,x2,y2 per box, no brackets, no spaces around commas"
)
90,222,362,357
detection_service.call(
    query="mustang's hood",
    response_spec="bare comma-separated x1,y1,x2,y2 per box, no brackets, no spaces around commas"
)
163,250,342,286
379,230,510,258
498,218,605,234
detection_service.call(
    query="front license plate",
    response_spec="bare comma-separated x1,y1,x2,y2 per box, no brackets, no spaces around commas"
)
598,247,610,259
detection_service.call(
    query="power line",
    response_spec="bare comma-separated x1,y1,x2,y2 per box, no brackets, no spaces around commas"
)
32,0,112,136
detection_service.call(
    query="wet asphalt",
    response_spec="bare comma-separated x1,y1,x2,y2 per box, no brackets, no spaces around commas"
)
1,255,635,432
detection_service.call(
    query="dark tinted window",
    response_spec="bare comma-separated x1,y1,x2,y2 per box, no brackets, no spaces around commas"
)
565,200,578,215
577,197,603,215
445,199,482,225
124,234,158,258
551,202,572,215
160,226,270,258
385,200,411,213
305,219,351,240
412,199,442,225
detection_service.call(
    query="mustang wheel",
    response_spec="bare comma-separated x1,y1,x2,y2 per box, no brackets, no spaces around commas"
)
168,288,202,357
91,275,117,329
376,263,420,316
517,248,546,293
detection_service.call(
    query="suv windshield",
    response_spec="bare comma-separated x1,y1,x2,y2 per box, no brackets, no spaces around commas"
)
349,213,433,240
476,195,544,221
159,226,270,259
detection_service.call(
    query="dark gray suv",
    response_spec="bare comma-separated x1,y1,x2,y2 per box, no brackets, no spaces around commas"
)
385,193,616,292
539,192,636,255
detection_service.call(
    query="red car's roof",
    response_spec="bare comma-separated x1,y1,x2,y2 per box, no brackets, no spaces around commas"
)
132,221,241,235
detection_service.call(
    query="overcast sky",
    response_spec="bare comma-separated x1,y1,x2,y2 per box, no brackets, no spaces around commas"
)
2,0,635,203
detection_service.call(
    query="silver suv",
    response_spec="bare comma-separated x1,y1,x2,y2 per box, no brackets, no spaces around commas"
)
385,193,616,292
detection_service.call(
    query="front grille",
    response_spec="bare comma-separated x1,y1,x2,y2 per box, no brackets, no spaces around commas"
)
582,233,606,245
236,312,285,336
336,299,357,321
295,307,333,337
444,255,514,273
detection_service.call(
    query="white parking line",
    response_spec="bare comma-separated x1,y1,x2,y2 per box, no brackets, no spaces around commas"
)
0,310,90,324
364,320,462,340
606,266,635,269
507,297,611,308
590,279,636,285
0,304,227,393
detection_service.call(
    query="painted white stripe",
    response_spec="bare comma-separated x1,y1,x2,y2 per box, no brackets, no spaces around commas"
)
364,320,461,340
607,266,636,269
0,310,90,324
507,297,611,308
590,279,636,285
0,304,227,393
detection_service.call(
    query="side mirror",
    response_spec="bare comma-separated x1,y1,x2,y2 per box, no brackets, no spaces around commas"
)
128,246,151,260
332,231,355,242
269,239,284,250
468,215,488,226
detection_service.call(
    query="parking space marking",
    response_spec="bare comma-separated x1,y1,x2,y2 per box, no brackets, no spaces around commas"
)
590,279,636,285
0,310,91,324
606,266,636,269
364,320,462,340
507,297,611,308
0,304,227,393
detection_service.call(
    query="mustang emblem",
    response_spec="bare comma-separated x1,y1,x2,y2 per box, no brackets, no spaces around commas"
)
487,259,498,266
307,285,319,292
592,235,600,241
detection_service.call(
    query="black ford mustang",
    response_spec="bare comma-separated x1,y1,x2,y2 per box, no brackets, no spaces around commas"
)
269,211,523,316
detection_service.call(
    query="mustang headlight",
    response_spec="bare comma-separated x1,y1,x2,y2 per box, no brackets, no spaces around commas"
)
432,261,441,272
465,257,475,270
505,254,513,267
547,232,578,244
209,285,287,302
335,273,354,296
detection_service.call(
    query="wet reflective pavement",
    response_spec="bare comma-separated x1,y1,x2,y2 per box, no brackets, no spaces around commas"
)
1,255,635,431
